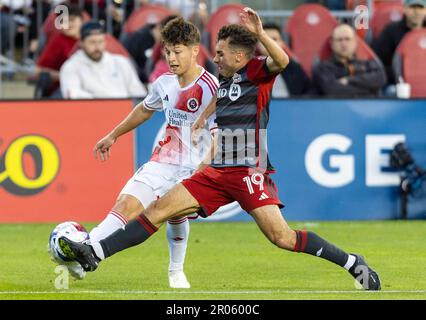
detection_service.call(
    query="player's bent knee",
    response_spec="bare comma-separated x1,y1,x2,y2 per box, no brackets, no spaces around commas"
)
113,195,144,219
270,231,296,251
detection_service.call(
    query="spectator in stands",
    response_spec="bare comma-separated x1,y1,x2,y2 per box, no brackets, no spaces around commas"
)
35,3,83,93
123,15,178,83
0,0,33,54
373,0,426,84
313,24,387,97
259,22,312,97
153,0,200,19
60,21,146,99
28,0,54,60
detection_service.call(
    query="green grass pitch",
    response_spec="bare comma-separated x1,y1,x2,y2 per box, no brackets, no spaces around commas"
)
0,221,425,300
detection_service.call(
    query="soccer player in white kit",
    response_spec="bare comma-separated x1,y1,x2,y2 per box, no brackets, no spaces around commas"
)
85,17,218,288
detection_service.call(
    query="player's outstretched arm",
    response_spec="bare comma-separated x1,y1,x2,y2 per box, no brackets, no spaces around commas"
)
93,101,154,161
240,7,289,73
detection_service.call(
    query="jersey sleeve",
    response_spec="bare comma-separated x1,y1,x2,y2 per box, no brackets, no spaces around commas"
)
143,78,163,111
246,56,277,84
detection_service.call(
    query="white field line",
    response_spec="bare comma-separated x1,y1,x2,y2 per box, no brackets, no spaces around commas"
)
0,290,425,295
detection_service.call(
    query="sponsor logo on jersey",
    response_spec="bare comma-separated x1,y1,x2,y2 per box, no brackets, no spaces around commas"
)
167,109,192,127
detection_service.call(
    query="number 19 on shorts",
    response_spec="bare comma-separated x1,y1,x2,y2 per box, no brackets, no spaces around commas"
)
243,173,265,194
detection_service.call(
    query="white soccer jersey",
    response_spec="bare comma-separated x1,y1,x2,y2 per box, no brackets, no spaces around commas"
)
143,67,219,169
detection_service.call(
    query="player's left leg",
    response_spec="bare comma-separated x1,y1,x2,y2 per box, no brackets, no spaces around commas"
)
250,205,381,290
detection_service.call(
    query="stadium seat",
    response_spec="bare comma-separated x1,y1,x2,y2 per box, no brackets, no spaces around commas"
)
346,0,403,10
368,2,404,42
393,29,426,97
67,34,131,58
204,3,245,55
120,4,173,42
284,4,338,77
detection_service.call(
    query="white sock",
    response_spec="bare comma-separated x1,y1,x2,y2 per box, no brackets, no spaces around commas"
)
343,254,357,270
167,217,189,272
91,242,105,260
89,210,128,243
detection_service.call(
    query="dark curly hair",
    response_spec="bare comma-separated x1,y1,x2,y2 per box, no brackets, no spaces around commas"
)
217,24,258,56
161,17,200,46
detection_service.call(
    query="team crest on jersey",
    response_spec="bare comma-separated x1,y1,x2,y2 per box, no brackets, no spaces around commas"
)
229,84,241,101
187,98,200,111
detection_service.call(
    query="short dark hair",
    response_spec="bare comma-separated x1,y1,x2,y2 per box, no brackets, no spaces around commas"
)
161,17,200,46
262,22,281,34
160,15,179,28
217,24,258,56
56,3,83,18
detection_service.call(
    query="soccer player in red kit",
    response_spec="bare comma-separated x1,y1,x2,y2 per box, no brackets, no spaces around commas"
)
59,8,381,291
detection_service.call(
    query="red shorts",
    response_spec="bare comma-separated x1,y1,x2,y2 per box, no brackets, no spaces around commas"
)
181,166,284,217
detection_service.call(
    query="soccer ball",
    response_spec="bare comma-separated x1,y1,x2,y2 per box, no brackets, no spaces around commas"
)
48,221,89,279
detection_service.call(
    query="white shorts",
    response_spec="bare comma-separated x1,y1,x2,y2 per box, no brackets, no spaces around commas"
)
119,161,194,209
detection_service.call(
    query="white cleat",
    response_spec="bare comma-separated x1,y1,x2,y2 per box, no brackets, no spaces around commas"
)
65,262,86,280
168,270,191,289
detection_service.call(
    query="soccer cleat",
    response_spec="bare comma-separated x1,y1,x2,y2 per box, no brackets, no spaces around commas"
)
58,237,100,272
349,254,381,291
168,270,191,289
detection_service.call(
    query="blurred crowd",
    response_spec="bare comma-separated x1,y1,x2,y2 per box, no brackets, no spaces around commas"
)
0,0,425,99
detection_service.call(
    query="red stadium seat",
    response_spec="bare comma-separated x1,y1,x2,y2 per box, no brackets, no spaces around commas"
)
205,3,245,55
318,34,379,61
67,34,131,58
122,4,173,34
393,29,426,97
284,4,338,77
370,2,404,41
346,0,403,10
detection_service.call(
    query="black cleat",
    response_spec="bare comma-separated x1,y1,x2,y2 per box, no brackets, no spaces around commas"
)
349,254,381,291
58,237,100,272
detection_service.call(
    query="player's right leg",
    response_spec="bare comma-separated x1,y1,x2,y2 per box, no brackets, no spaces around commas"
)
58,183,201,272
250,205,381,290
